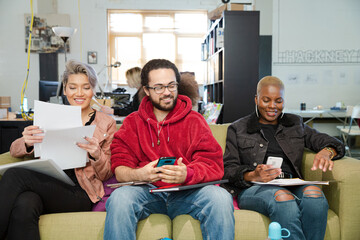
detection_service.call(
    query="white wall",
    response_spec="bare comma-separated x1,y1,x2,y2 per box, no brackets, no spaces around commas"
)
272,0,360,110
3,0,359,112
0,0,221,111
255,0,272,35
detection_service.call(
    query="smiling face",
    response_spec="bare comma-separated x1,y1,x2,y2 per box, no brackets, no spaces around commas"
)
63,73,94,112
255,84,284,125
144,68,178,113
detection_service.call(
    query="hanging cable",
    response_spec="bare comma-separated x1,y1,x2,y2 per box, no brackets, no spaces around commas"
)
21,0,34,120
78,0,83,61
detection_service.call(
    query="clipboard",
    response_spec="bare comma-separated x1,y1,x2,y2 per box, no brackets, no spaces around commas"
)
106,181,149,188
149,179,228,193
0,159,75,186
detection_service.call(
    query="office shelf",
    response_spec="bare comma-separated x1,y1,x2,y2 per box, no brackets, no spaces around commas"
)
202,11,259,123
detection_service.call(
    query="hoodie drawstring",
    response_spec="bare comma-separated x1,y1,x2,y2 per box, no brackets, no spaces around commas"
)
167,123,170,143
147,118,170,147
147,118,155,148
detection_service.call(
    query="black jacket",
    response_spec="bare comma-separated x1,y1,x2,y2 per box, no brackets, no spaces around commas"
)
222,112,345,196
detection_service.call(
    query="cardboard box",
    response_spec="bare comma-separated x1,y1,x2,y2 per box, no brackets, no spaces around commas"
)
0,108,8,119
91,98,114,111
208,3,253,20
0,96,11,108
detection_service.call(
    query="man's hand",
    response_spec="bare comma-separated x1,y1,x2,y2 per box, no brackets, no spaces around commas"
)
157,157,187,184
244,164,281,183
136,160,162,182
311,148,334,172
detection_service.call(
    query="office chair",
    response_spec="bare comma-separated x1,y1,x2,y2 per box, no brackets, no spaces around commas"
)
337,105,360,157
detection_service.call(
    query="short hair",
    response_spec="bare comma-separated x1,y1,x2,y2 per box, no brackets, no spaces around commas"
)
256,76,284,95
178,72,199,107
62,60,98,89
141,59,181,87
126,67,142,89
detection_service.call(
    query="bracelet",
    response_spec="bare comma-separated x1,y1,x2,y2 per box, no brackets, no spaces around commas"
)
324,147,336,160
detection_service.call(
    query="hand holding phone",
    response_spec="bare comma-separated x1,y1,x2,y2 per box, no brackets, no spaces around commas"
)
156,157,176,167
266,156,283,169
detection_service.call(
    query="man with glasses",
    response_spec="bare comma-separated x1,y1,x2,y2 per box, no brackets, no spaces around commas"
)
104,59,234,240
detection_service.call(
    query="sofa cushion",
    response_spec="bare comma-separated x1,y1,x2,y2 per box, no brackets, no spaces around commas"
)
208,123,230,153
172,209,339,240
39,212,171,240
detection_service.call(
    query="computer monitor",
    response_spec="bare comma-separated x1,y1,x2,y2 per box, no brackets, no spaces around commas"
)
39,80,59,102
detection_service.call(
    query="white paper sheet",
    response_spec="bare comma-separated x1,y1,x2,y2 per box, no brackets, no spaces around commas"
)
41,125,96,170
33,100,82,157
251,178,329,186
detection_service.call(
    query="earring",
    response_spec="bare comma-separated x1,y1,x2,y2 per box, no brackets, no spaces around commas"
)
280,111,285,119
255,105,259,118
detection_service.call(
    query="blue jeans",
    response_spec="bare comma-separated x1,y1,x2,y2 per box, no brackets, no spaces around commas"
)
104,184,234,240
238,185,328,240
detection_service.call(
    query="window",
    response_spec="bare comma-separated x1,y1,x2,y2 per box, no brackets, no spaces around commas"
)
107,10,208,85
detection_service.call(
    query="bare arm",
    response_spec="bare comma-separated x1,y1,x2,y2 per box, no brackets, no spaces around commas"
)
114,160,161,183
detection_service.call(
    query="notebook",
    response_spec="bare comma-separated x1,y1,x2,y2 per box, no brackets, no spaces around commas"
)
0,159,74,186
149,179,228,193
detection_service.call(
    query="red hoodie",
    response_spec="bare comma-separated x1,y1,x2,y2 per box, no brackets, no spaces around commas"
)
110,94,224,187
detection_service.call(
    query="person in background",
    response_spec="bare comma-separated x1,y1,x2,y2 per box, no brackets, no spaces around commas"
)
103,59,234,240
178,72,200,111
0,60,117,240
101,67,145,116
222,76,345,240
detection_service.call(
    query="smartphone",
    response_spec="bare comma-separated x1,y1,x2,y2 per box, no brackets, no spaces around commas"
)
156,157,176,167
266,156,283,169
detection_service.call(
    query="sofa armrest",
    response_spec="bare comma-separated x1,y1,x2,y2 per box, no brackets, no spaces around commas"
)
322,157,360,240
301,149,323,181
0,152,26,166
302,149,360,239
0,152,23,179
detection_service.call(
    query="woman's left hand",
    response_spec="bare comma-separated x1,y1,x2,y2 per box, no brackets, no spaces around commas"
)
77,136,101,160
311,149,334,172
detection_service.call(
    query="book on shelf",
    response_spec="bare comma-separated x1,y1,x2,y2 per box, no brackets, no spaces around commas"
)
202,102,223,124
201,42,208,61
216,28,224,49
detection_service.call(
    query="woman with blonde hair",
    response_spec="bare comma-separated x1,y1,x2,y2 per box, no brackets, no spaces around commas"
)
101,67,145,115
0,60,116,240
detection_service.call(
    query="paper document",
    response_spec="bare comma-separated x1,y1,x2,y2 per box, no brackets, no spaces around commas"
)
0,159,74,186
41,125,96,170
251,178,329,186
33,101,82,157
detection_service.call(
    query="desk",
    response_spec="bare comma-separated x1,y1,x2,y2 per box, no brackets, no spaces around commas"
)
285,109,347,124
285,109,348,136
0,119,33,154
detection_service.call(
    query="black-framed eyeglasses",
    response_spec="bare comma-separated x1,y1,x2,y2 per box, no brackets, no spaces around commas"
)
146,83,178,94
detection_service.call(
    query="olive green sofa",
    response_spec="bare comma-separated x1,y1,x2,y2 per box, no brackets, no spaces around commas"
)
0,124,359,239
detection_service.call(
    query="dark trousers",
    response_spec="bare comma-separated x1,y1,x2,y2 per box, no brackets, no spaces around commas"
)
0,168,93,240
